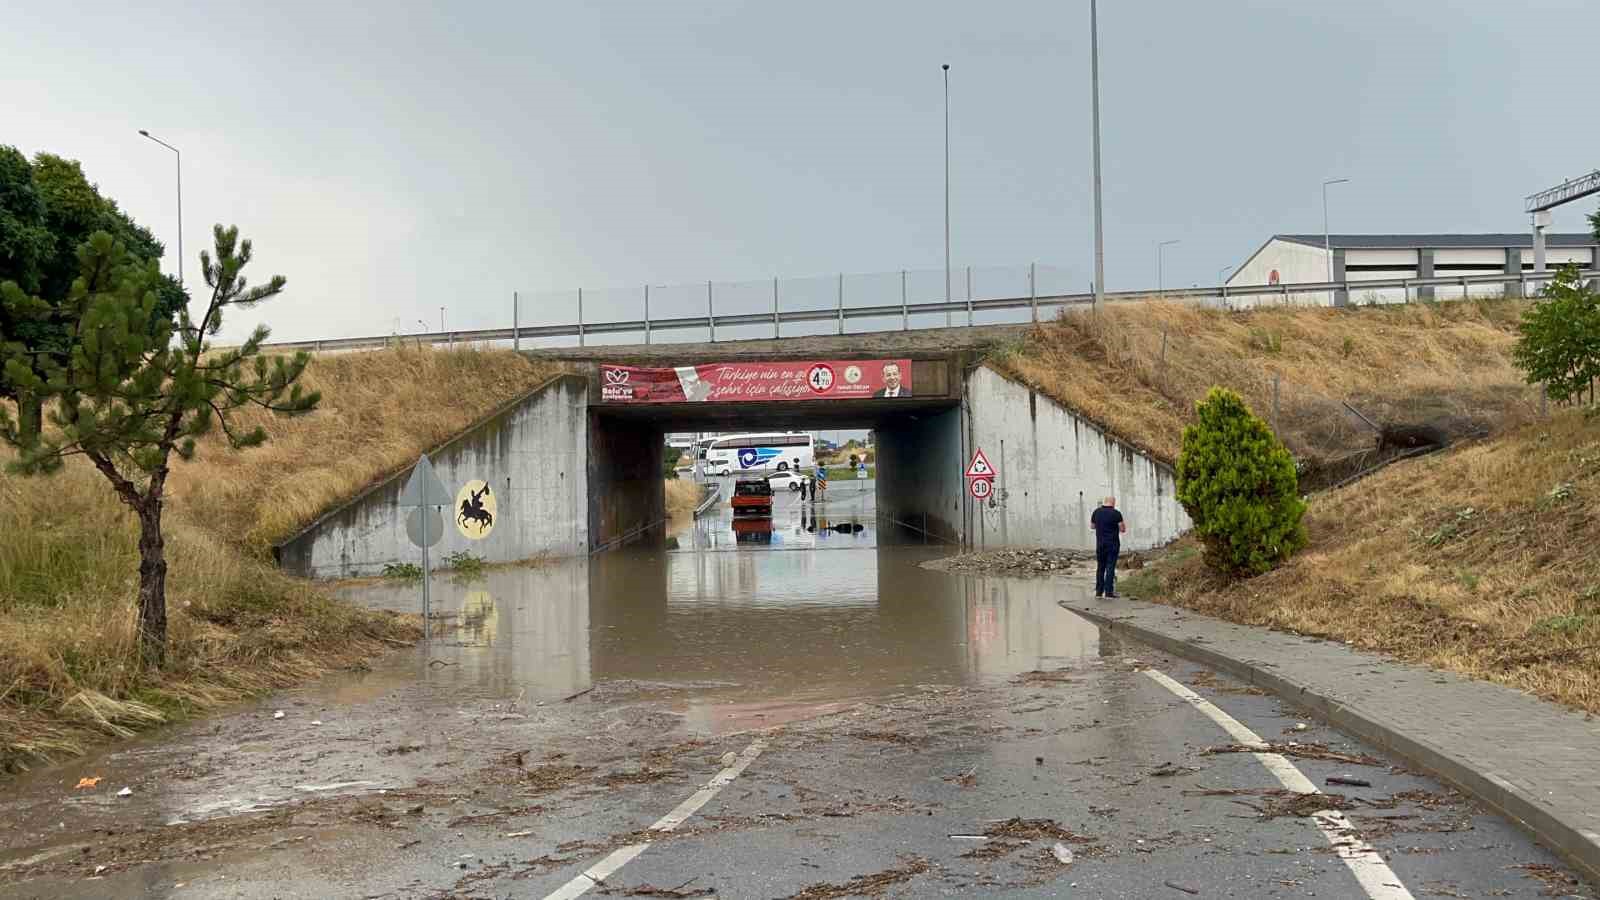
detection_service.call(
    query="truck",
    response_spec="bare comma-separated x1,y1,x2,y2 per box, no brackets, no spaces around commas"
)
730,477,774,518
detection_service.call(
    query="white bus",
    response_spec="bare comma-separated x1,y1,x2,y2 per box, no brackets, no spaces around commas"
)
704,432,814,476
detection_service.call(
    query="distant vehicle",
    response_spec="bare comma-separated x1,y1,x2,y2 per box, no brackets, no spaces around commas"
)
704,459,733,477
767,470,805,492
704,431,814,474
730,477,774,517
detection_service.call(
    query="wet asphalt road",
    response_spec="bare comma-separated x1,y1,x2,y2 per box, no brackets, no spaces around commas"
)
0,484,1592,899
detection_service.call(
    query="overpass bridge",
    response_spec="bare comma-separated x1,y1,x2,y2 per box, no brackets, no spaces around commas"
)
274,328,1191,578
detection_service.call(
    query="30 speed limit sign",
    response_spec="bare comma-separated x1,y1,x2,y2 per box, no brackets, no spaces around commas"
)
969,477,993,500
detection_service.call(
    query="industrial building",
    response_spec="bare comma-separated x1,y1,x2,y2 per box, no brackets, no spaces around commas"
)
1226,233,1599,306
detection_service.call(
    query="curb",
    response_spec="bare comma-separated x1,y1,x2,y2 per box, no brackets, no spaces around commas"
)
1061,600,1600,886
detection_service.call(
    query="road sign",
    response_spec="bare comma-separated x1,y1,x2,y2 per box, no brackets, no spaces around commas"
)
406,506,445,548
399,455,451,508
965,448,995,479
969,477,993,500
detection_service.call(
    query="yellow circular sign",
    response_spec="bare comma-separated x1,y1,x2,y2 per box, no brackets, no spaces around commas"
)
455,479,497,539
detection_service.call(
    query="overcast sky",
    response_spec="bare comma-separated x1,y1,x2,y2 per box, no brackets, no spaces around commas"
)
4,0,1599,344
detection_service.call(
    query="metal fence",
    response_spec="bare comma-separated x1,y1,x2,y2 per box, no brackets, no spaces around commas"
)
254,265,1596,355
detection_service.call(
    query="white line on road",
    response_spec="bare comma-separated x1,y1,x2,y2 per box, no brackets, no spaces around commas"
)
1144,669,1415,900
542,739,767,900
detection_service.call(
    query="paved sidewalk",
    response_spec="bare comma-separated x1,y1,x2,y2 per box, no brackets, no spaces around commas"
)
1059,592,1600,883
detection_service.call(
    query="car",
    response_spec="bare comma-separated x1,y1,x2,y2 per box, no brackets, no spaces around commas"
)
704,460,732,477
767,471,806,492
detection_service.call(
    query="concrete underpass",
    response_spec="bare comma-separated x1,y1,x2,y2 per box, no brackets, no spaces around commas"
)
275,330,1190,579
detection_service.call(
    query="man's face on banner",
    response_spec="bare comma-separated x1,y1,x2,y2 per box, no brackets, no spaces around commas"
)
882,363,902,391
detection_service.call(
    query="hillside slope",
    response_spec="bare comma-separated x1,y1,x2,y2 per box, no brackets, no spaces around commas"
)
1124,410,1600,713
991,299,1535,481
0,345,562,771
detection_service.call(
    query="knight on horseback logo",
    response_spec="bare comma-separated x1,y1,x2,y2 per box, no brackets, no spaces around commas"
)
455,479,497,539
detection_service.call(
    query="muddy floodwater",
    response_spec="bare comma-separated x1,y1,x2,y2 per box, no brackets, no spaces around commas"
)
343,481,1099,731
4,482,1590,899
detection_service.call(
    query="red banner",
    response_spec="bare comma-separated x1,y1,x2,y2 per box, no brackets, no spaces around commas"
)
600,359,913,403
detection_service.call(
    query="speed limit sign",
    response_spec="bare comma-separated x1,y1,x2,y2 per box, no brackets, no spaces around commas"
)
969,477,993,500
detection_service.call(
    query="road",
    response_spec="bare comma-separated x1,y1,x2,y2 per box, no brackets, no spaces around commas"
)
0,484,1591,898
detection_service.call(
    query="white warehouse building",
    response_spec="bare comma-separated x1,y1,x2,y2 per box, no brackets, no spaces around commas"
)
1226,233,1599,306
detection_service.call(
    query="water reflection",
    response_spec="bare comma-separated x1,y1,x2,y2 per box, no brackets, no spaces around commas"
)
344,556,1100,731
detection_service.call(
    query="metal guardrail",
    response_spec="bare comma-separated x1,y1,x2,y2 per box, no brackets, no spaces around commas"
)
253,269,1596,355
693,482,721,518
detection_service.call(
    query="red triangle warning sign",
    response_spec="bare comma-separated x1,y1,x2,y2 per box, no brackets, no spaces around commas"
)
964,448,995,478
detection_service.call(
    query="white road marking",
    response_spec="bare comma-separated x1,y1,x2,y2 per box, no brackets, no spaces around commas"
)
541,739,767,900
1143,669,1415,900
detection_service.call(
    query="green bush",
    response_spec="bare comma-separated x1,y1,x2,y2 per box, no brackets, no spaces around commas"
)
1513,265,1600,407
1176,387,1307,576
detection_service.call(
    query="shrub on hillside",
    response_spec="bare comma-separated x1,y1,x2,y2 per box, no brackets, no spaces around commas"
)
1513,265,1600,407
1176,387,1307,576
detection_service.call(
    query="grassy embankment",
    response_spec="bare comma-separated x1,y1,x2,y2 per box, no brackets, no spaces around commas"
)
1121,411,1600,713
997,299,1600,712
0,346,562,772
991,298,1537,481
665,479,706,519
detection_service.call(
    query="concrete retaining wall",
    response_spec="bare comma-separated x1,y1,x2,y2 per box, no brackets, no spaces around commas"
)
964,366,1189,551
875,405,964,543
275,375,590,578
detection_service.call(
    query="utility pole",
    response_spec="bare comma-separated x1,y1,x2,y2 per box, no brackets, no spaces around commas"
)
943,64,952,326
137,130,182,286
1090,0,1105,312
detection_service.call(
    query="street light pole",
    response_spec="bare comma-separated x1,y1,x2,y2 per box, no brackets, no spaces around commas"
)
440,307,446,332
1322,177,1350,282
1218,265,1231,285
1157,239,1179,295
137,130,182,287
1090,0,1105,312
943,63,952,327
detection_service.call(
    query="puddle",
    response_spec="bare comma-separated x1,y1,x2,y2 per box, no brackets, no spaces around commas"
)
340,485,1104,723
0,486,1107,839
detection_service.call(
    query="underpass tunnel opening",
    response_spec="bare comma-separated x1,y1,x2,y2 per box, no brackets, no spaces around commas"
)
586,397,964,552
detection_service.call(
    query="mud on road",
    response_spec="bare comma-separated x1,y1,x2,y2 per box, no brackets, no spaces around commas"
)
1,632,1588,899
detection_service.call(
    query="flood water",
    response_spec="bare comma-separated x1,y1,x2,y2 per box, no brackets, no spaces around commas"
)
342,479,1101,731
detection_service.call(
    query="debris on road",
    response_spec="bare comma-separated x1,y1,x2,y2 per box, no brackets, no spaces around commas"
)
719,751,738,767
1011,669,1077,686
781,857,931,899
1050,842,1075,866
115,787,132,797
272,710,285,720
1201,741,1384,767
600,879,715,898
1149,762,1201,777
1327,775,1373,788
1510,862,1585,895
982,818,1097,844
1164,880,1200,895
1183,787,1357,819
74,777,101,790
925,548,1087,577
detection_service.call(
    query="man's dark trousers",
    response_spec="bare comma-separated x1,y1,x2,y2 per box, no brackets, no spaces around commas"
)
1095,542,1120,596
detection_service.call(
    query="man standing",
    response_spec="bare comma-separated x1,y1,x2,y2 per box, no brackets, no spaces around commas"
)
1090,496,1127,598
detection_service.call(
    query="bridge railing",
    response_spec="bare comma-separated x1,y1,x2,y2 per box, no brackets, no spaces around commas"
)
250,264,1596,355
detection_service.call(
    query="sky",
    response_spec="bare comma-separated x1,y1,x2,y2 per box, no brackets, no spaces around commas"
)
4,0,1599,344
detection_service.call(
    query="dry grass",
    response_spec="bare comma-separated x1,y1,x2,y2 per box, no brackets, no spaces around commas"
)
0,451,421,773
168,345,562,553
991,298,1536,470
665,479,706,519
0,345,560,772
1126,409,1600,713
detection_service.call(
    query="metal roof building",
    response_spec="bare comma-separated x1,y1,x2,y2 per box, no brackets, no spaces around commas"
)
1227,233,1599,305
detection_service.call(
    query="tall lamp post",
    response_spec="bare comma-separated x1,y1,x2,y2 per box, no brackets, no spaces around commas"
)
1322,177,1350,282
137,130,182,287
943,63,952,327
1157,239,1179,295
1090,0,1105,311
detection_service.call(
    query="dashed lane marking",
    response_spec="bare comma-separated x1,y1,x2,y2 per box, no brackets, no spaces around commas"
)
1144,669,1415,900
541,739,767,900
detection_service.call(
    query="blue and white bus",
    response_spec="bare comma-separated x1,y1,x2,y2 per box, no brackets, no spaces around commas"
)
704,432,814,475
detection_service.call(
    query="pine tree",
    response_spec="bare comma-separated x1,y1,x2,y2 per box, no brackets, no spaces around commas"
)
1175,387,1307,576
0,225,319,663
